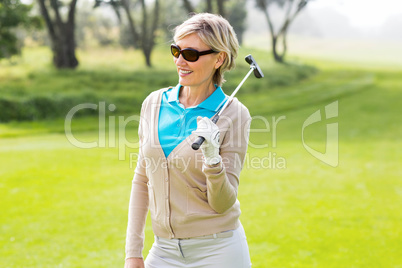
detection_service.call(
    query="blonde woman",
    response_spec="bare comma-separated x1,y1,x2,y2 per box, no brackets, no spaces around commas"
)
125,13,252,268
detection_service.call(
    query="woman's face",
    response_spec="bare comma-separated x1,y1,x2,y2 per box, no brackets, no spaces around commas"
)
174,33,223,90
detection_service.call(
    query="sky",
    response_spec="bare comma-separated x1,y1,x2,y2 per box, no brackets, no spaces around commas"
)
308,0,402,29
22,0,402,30
243,0,402,65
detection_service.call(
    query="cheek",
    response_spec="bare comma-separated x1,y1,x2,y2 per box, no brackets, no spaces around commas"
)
190,62,206,73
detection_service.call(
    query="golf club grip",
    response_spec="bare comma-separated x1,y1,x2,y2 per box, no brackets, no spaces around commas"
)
192,136,205,150
192,114,220,150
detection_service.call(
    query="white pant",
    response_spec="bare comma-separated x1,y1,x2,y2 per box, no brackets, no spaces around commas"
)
145,224,252,268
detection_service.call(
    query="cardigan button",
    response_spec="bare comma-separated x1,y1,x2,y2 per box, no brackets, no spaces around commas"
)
165,177,168,182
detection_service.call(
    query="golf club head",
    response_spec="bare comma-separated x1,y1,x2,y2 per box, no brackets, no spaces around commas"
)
245,54,264,78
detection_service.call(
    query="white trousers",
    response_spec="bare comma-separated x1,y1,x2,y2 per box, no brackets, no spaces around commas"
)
145,224,252,268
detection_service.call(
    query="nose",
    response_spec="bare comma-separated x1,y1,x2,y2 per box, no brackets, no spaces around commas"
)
174,53,187,66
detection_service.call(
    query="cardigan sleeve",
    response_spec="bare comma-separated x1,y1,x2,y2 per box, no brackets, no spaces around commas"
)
125,101,150,259
203,101,251,214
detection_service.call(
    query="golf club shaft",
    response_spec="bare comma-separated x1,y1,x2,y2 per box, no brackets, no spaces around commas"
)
218,67,255,116
192,67,256,150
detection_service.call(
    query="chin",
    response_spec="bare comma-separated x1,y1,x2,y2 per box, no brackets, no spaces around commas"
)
178,78,191,86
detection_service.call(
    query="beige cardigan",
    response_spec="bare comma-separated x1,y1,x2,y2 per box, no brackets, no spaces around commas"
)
125,87,251,259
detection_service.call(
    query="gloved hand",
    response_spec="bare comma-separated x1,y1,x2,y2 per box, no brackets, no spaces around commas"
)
192,116,221,166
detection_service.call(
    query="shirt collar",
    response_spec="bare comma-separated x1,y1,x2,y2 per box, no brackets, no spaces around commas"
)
168,84,227,112
167,84,181,103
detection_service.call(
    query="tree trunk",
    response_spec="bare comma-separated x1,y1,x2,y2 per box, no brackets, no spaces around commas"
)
140,0,159,67
272,37,283,63
52,24,78,68
258,0,308,63
143,47,151,67
121,0,140,48
37,0,78,69
206,0,213,13
140,0,149,66
182,0,194,14
217,0,226,17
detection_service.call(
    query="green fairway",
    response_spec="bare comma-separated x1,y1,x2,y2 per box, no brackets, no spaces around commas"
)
1,47,401,267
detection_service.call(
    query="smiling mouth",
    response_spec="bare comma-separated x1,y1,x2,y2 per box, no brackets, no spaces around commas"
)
180,70,193,74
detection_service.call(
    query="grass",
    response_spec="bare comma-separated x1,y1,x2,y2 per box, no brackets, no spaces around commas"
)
242,84,402,267
0,46,316,122
1,46,402,267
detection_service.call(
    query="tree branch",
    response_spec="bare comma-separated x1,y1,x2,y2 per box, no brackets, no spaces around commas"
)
182,0,194,14
67,0,78,26
277,0,293,38
149,0,159,50
259,0,276,39
292,0,308,21
278,0,308,37
140,0,147,48
121,0,140,48
206,0,213,13
217,0,226,17
284,0,294,23
37,0,56,42
50,0,63,28
277,0,308,60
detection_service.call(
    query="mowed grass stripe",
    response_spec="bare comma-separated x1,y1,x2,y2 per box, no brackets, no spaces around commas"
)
1,47,401,267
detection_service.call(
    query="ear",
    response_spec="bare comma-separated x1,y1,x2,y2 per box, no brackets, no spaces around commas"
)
214,52,226,69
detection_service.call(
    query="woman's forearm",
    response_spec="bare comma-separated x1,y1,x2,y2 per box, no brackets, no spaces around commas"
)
125,172,149,259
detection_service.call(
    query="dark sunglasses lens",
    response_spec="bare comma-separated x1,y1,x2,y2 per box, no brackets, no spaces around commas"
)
183,50,198,62
171,45,180,58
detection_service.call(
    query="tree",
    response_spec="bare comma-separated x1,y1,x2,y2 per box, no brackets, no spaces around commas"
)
256,0,309,63
226,0,246,44
37,0,79,69
0,0,41,60
180,0,247,45
182,0,226,16
75,1,120,48
95,0,160,67
139,0,159,67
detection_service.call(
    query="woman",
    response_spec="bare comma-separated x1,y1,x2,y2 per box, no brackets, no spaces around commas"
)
125,13,252,268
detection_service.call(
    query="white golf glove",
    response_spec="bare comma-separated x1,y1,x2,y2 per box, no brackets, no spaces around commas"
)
192,116,221,166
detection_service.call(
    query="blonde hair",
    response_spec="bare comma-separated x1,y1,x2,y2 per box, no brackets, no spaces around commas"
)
174,13,239,86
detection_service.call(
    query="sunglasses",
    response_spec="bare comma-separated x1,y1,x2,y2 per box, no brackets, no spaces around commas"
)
171,44,217,62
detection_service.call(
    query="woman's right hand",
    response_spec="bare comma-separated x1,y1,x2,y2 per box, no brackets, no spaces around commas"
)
124,258,145,268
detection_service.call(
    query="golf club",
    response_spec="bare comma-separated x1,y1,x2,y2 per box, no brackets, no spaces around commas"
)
192,54,264,150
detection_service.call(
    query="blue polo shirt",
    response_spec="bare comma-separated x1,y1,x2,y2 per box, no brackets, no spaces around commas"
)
158,84,227,157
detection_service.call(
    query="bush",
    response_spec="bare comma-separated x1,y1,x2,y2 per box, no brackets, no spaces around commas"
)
0,98,21,122
0,93,102,122
0,47,318,122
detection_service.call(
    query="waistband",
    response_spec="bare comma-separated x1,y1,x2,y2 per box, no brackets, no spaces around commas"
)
157,229,234,241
